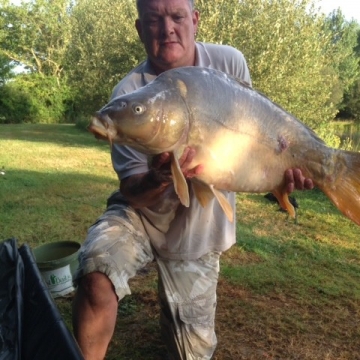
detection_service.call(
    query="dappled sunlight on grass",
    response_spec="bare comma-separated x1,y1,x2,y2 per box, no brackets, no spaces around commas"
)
1,139,114,176
0,124,118,247
222,194,360,300
0,123,104,149
0,168,118,247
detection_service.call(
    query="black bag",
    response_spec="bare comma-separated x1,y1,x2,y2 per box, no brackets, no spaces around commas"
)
0,238,83,360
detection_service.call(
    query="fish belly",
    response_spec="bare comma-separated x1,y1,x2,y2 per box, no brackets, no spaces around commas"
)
187,124,295,194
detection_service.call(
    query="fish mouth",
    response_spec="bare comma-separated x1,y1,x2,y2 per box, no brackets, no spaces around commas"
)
88,113,117,143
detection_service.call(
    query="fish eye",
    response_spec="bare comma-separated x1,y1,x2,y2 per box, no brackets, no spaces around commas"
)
132,103,145,115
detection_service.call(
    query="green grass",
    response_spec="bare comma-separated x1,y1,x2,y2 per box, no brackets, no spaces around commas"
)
0,123,118,245
227,191,360,305
1,124,360,359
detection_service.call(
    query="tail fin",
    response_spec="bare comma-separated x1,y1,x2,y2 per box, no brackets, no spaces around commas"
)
319,150,360,226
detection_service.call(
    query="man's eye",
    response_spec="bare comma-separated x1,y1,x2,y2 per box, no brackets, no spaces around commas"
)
173,16,184,22
145,18,159,24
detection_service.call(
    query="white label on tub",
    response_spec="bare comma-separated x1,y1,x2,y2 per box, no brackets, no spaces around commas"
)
41,264,74,297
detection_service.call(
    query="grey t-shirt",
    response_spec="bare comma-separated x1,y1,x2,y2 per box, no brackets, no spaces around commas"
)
110,42,252,260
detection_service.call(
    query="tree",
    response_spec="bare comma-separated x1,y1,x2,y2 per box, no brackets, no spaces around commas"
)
0,0,73,80
341,27,360,120
323,10,359,112
64,0,145,116
0,0,74,123
196,0,338,129
1,0,356,129
0,55,14,85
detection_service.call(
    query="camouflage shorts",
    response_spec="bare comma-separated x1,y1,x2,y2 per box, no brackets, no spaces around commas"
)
74,202,220,360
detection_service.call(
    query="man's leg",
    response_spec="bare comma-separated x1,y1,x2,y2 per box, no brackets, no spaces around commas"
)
72,203,154,360
72,272,118,360
156,251,221,360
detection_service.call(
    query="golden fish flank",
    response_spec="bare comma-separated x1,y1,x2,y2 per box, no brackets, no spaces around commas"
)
89,66,360,226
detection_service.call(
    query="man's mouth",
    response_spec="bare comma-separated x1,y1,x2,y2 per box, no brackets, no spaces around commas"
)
161,40,178,46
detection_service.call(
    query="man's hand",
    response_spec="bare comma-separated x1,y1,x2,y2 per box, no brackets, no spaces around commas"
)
121,147,204,208
285,168,314,193
151,147,204,179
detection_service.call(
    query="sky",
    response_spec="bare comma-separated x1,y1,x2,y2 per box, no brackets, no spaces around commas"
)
318,0,360,22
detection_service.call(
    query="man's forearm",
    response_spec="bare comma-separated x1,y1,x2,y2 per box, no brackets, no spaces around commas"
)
120,169,173,208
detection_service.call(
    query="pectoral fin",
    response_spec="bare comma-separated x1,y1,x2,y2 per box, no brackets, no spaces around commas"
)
272,188,296,218
191,179,234,222
191,179,215,207
212,187,234,222
170,151,189,207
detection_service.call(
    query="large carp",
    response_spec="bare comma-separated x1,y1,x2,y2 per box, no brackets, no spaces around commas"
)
89,66,360,225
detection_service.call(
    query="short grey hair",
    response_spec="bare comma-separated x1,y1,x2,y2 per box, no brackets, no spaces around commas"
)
136,0,195,17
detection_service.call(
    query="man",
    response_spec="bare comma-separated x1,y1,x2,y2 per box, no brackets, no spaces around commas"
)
72,0,314,359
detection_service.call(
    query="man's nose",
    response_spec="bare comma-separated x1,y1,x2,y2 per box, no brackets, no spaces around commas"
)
161,17,175,36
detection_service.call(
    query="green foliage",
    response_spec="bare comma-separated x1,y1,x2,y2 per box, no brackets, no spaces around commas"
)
0,80,31,124
323,10,360,112
64,0,145,115
0,0,72,77
343,78,360,120
0,0,74,123
0,54,14,85
0,73,71,123
1,0,359,127
197,0,337,129
314,122,341,148
74,113,92,131
340,28,360,120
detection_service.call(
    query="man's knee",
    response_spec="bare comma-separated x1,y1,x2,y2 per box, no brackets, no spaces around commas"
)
77,272,118,306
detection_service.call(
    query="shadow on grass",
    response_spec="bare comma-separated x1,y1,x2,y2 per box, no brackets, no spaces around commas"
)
243,188,348,221
0,169,118,246
0,123,110,151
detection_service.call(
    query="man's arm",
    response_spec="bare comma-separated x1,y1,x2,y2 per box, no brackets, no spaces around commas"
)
120,148,203,208
120,171,172,209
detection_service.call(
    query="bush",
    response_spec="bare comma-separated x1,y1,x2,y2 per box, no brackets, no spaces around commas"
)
315,122,341,149
75,114,92,130
343,79,360,121
0,73,72,124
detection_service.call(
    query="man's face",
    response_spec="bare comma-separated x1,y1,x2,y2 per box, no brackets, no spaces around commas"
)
135,0,199,74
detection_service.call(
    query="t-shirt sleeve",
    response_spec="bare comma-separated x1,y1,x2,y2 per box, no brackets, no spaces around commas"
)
223,46,252,86
111,144,149,181
203,43,252,87
233,50,252,87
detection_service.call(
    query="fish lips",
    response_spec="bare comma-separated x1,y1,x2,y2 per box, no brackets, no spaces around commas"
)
88,112,117,142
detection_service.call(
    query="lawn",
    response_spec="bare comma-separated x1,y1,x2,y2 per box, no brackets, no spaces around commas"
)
1,124,360,359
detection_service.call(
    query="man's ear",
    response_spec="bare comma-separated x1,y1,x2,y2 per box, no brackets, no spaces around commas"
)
192,10,199,34
135,19,144,43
